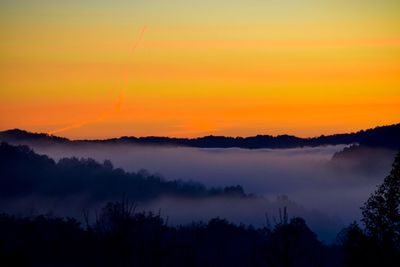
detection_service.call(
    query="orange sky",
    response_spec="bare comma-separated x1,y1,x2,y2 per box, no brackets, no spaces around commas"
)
0,0,399,139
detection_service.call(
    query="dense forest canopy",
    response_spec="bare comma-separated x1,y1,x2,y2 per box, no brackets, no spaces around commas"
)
0,142,247,201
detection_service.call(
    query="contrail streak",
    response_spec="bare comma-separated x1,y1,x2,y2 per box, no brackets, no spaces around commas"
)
48,26,147,136
131,26,147,52
48,92,125,135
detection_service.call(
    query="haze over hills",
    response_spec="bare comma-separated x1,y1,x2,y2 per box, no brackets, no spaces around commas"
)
0,142,248,202
1,124,399,243
1,123,398,181
1,123,399,150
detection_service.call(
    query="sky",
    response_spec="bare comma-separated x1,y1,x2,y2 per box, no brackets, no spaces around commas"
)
0,0,399,139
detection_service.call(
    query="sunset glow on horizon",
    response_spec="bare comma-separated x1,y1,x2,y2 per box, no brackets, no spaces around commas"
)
1,0,400,139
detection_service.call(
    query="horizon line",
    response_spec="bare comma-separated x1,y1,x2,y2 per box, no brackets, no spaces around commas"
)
1,122,399,142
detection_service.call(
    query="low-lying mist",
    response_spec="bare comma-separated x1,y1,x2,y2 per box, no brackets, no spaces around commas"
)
2,142,396,242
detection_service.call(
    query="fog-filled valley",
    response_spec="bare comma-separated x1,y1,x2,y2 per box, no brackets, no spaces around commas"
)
1,141,396,243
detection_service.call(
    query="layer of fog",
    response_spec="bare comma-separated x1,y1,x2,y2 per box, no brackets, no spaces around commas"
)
3,143,395,242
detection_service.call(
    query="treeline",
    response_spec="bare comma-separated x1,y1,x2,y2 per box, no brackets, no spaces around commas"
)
0,142,247,201
0,200,339,267
1,123,400,149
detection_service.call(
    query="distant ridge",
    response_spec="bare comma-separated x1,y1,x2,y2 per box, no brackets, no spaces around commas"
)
0,123,399,149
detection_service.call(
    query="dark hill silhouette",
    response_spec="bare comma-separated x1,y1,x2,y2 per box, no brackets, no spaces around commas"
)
330,124,400,174
330,145,397,176
1,123,399,149
0,142,248,202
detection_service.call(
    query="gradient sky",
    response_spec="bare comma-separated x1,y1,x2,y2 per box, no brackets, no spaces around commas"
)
0,0,399,139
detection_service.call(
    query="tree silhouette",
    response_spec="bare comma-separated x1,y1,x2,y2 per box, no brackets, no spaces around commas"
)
361,152,400,248
338,152,400,266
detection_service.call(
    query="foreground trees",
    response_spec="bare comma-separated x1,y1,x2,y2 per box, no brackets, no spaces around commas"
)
341,152,400,267
362,153,400,247
0,200,337,267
